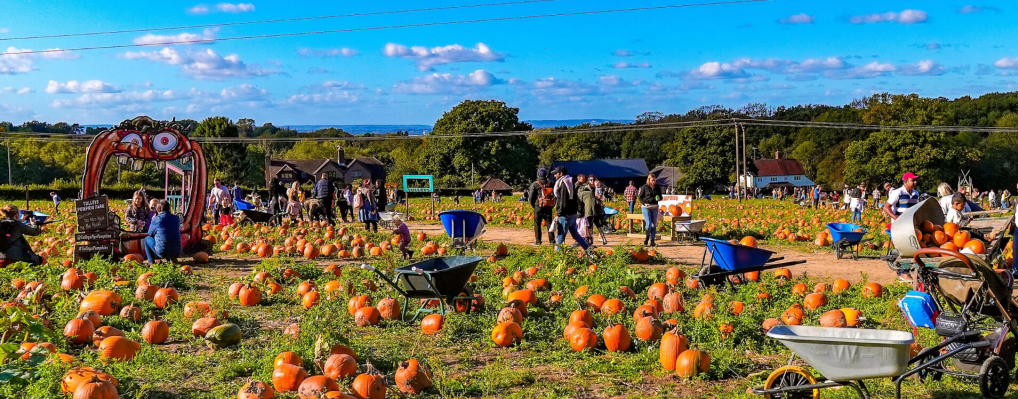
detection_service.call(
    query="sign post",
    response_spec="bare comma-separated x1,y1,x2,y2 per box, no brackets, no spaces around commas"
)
74,196,116,261
402,175,435,217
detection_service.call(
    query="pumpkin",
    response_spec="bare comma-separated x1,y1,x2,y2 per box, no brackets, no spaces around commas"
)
634,315,664,342
229,283,244,299
272,364,307,392
693,302,714,320
80,290,122,316
348,295,371,315
861,282,883,299
491,321,523,347
684,278,700,290
98,336,141,362
420,314,444,334
237,380,275,399
92,326,125,347
569,309,594,328
395,359,433,394
665,267,686,285
600,298,626,315
820,309,848,327
762,318,784,333
377,298,400,320
297,376,340,399
191,317,221,337
351,374,386,399
184,301,212,318
728,301,745,316
193,251,209,263
62,367,118,395
569,327,598,352
603,322,631,352
507,289,538,305
662,292,685,314
153,288,179,309
832,279,850,294
141,320,169,344
675,349,710,378
205,323,242,349
739,236,758,247
495,244,509,256
841,307,863,326
803,293,828,310
324,354,358,380
659,329,689,371
647,283,669,300
275,351,304,368
781,307,804,325
239,284,262,306
585,294,606,312
63,318,95,345
72,375,119,399
774,268,792,280
354,306,380,327
791,283,809,296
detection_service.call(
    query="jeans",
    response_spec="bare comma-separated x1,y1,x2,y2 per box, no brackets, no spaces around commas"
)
319,198,335,225
555,215,589,250
144,236,179,264
533,207,553,244
628,201,635,214
642,206,659,242
851,210,862,224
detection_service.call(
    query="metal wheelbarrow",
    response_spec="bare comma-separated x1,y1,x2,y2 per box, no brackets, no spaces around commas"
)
360,256,484,322
439,210,486,253
827,223,869,260
693,237,806,286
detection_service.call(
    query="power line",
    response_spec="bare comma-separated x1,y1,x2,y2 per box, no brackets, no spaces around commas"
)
0,0,769,56
0,0,562,42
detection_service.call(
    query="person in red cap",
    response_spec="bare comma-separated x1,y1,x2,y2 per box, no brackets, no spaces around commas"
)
882,172,920,220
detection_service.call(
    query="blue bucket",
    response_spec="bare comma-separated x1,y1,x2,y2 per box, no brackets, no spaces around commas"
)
439,210,486,240
827,223,867,244
701,237,775,271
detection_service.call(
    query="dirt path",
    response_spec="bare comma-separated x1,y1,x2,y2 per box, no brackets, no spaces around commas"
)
409,222,898,284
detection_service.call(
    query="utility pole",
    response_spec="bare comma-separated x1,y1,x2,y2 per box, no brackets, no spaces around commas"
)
733,121,741,202
471,163,475,187
742,123,748,199
5,141,10,186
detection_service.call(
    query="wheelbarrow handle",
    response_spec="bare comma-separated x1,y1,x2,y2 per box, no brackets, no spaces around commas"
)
359,263,376,271
410,267,424,275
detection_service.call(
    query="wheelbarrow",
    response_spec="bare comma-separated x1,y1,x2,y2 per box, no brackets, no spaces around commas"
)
827,222,869,260
360,256,484,322
439,210,485,253
693,238,805,286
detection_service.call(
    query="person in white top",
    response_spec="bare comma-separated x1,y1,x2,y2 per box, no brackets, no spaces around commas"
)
945,193,968,225
882,172,920,221
208,178,231,222
849,189,864,224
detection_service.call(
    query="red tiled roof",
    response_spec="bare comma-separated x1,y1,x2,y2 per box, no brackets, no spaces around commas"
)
754,158,806,177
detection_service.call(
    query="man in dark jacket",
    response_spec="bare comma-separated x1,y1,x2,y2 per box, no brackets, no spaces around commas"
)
551,166,589,251
315,173,336,225
374,179,388,212
527,168,555,245
145,201,182,265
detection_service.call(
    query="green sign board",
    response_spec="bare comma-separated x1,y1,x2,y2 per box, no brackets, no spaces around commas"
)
402,175,434,193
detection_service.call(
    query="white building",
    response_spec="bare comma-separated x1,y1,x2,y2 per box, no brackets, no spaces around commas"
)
753,152,814,189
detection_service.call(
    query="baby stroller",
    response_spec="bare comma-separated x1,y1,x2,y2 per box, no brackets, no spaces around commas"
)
906,247,1018,397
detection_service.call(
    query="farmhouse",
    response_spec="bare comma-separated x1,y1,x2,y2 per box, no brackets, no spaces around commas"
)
752,151,814,189
265,147,385,186
551,158,649,192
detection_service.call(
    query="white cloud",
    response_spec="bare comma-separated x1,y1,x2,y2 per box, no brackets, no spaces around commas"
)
925,42,942,50
685,62,751,80
283,91,359,106
612,62,651,69
0,28,9,34
187,4,210,14
612,49,648,57
307,67,331,75
598,76,641,87
778,13,815,24
1,87,33,95
898,60,946,76
45,80,120,94
317,81,365,90
958,5,999,14
217,3,255,13
118,47,282,80
16,87,32,95
392,69,503,94
383,43,505,71
133,29,216,45
39,49,80,59
50,88,201,109
825,61,895,79
0,103,36,122
994,57,1018,69
219,84,269,101
0,47,35,74
296,48,358,58
848,9,928,24
530,77,600,98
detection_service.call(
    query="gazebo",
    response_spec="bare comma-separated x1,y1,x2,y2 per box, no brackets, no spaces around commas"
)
479,177,512,192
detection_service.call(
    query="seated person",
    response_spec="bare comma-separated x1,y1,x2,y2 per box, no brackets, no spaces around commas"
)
217,197,235,226
145,201,181,265
286,195,303,222
0,205,43,266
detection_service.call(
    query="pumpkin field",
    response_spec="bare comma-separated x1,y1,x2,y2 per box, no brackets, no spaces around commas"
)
0,199,1007,398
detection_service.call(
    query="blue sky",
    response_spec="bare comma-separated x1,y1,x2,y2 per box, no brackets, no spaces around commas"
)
0,1,1015,125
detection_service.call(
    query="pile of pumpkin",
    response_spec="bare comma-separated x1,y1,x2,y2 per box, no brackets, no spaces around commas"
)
758,273,877,332
912,221,986,254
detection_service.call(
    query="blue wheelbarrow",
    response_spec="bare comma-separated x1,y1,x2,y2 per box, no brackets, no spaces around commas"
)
19,210,50,225
694,237,806,286
439,210,486,252
827,223,869,260
361,256,484,321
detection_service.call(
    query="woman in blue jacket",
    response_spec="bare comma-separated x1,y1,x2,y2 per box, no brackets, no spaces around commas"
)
145,200,182,265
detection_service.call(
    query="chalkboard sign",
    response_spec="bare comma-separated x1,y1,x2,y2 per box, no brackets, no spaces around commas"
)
74,243,114,262
76,196,110,232
75,231,116,242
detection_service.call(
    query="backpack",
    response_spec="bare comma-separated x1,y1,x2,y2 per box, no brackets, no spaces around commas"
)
353,192,364,208
537,181,555,207
0,220,17,252
899,290,937,329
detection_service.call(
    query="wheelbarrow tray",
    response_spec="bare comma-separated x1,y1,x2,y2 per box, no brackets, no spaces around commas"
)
701,237,775,271
767,325,914,381
827,223,867,244
439,210,486,240
395,256,483,299
241,209,276,223
19,210,49,225
675,220,706,234
234,199,255,211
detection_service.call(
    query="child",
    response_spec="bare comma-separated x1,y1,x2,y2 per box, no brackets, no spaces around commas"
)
391,215,413,260
217,197,235,225
286,195,303,222
946,193,968,225
850,189,864,224
50,192,60,213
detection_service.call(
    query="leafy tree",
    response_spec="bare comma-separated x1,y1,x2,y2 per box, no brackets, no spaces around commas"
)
757,135,787,159
843,130,979,192
670,121,736,190
191,117,245,183
281,141,339,160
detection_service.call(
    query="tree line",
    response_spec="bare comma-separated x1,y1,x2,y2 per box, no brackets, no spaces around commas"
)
4,91,1018,193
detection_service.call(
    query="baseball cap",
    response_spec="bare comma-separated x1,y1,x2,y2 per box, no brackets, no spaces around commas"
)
902,172,919,181
552,166,567,175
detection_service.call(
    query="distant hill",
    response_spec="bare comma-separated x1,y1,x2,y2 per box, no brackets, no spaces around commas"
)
83,120,636,135
525,119,635,129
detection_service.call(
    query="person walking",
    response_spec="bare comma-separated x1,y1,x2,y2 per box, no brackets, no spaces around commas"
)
551,167,589,252
527,168,555,246
391,215,414,260
50,192,61,214
624,181,638,214
267,178,283,214
638,174,663,247
144,201,181,265
209,179,230,222
358,180,379,232
374,180,388,213
315,173,337,225
882,173,921,221
811,185,821,209
231,182,244,201
872,186,882,209
338,184,353,222
576,174,596,245
850,188,864,224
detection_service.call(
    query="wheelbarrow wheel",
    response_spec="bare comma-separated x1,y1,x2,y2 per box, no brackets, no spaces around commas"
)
763,366,819,399
980,356,1010,398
